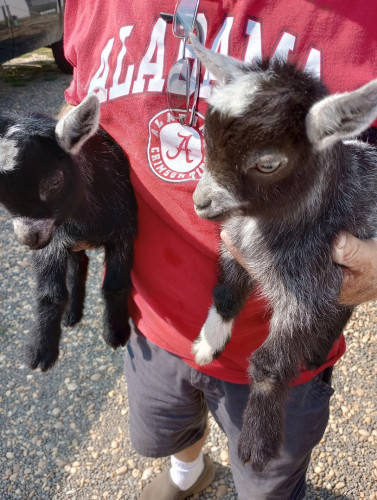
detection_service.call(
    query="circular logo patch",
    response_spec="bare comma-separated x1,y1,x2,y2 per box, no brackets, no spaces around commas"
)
147,109,205,183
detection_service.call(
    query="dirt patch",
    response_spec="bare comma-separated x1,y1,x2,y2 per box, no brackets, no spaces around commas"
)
0,48,58,87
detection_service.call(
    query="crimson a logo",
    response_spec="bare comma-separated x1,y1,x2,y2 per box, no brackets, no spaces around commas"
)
147,109,205,183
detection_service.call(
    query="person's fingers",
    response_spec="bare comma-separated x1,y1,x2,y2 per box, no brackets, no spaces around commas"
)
220,230,249,270
333,232,377,305
333,232,364,266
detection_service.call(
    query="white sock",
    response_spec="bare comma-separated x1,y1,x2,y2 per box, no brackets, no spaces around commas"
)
169,452,205,491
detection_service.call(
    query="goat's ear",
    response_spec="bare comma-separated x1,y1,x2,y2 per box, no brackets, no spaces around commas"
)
306,79,377,151
189,33,246,84
55,94,100,154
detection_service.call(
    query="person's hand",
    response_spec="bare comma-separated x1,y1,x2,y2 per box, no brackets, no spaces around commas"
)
220,230,252,274
332,232,377,305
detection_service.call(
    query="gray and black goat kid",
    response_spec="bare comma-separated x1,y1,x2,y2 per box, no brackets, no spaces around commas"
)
0,95,137,372
191,35,377,472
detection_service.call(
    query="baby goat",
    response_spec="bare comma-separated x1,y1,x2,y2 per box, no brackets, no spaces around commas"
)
191,36,377,472
0,95,137,371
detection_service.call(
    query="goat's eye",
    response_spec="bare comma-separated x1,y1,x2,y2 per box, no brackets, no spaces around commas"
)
39,171,64,201
48,171,64,190
51,174,62,188
256,160,282,173
251,153,288,174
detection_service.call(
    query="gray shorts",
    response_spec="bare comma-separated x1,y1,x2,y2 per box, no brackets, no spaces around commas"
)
124,326,334,500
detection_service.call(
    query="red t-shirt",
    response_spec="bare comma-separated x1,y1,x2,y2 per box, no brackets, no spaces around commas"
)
64,0,377,384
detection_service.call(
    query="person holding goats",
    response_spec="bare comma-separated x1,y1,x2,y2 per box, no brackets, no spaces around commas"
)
63,1,377,499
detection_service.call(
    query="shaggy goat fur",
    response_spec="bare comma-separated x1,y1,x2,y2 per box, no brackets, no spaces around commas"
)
0,95,137,371
190,36,377,472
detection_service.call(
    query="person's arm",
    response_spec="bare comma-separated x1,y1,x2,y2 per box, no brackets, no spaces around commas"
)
220,230,377,306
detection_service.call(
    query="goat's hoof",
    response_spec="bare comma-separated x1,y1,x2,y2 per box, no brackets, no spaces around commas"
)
24,344,59,372
103,323,130,349
238,439,268,473
192,336,216,365
192,306,232,365
238,428,280,472
62,310,82,327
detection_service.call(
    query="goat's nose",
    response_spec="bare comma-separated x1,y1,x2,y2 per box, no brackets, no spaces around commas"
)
194,198,212,210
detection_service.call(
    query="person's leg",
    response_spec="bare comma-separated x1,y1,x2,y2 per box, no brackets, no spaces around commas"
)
124,326,215,499
124,327,208,457
173,420,209,461
168,421,210,492
204,367,334,500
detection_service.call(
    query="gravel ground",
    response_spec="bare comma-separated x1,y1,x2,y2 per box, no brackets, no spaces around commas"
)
0,51,376,500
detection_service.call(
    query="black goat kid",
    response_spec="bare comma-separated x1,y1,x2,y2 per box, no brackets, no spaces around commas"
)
0,95,137,371
191,36,377,472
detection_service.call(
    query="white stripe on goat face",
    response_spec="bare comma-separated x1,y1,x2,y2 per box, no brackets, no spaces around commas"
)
209,72,259,117
0,137,19,173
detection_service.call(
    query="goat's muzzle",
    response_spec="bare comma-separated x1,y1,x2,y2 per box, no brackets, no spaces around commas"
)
12,217,56,249
193,183,213,218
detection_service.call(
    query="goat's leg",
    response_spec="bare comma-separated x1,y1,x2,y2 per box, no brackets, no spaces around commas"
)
102,242,133,349
25,247,69,371
238,302,351,472
193,248,253,365
63,250,89,327
238,337,292,472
